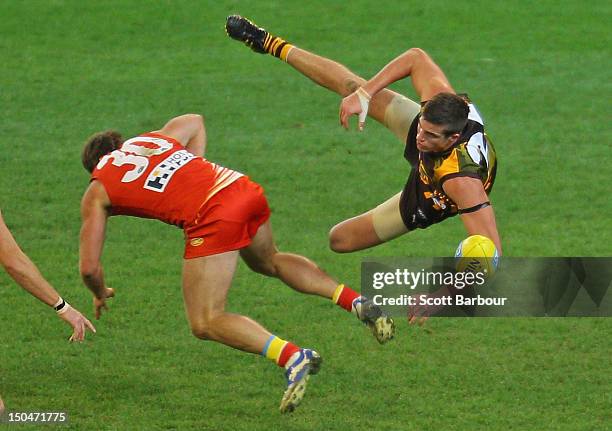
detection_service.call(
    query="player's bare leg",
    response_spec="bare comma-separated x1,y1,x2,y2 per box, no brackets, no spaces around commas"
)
182,250,271,352
225,15,398,126
182,249,321,413
284,48,399,125
328,211,383,253
240,220,394,344
330,192,408,253
240,221,338,298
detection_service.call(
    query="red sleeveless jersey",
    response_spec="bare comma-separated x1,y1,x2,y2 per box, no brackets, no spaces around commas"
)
91,133,243,227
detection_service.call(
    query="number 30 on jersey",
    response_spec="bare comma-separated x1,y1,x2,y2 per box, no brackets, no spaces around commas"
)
95,136,196,193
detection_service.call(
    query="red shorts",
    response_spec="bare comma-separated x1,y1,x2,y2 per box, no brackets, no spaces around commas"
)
183,176,271,259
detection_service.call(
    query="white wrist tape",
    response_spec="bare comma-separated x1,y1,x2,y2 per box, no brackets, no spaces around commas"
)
356,87,372,124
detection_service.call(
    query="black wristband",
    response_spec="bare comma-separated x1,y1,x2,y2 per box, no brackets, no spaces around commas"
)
54,298,67,312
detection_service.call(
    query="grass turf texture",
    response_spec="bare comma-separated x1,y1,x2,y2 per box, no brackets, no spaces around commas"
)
1,0,610,429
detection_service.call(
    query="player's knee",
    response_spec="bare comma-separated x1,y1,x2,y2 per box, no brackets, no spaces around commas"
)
242,244,280,277
190,320,215,341
255,264,277,277
328,226,355,253
245,255,278,277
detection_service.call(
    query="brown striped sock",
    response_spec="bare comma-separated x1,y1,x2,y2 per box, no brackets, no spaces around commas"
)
262,34,294,61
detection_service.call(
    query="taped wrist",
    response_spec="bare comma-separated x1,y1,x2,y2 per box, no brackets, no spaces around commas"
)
356,87,371,123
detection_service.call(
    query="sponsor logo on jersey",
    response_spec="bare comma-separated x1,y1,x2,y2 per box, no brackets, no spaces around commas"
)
144,149,196,193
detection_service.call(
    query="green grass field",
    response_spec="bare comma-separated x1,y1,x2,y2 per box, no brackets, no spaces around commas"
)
1,1,610,429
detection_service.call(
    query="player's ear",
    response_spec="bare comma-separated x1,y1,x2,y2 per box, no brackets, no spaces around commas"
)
448,132,460,145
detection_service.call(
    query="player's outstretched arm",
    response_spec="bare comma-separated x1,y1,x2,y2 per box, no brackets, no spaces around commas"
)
0,210,60,305
364,48,454,102
340,48,454,130
158,114,207,157
79,181,115,319
443,177,502,255
0,209,96,341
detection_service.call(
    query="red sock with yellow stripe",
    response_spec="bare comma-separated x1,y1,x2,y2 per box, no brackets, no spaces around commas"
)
262,335,300,368
332,284,362,316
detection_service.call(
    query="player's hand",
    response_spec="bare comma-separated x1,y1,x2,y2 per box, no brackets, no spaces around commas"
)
93,287,115,320
408,311,429,326
339,87,371,131
58,305,97,342
407,294,432,327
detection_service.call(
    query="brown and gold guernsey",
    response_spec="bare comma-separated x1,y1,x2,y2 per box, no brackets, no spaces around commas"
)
399,96,497,230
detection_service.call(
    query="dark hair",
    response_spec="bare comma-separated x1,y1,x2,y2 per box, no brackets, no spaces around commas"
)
82,130,123,173
422,93,469,135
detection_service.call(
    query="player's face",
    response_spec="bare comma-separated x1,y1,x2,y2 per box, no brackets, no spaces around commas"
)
416,119,457,153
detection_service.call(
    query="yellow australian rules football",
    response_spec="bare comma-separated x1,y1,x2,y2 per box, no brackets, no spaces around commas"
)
454,235,499,276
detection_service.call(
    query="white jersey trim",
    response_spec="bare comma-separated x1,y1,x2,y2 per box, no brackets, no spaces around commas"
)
467,103,484,125
203,163,244,204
